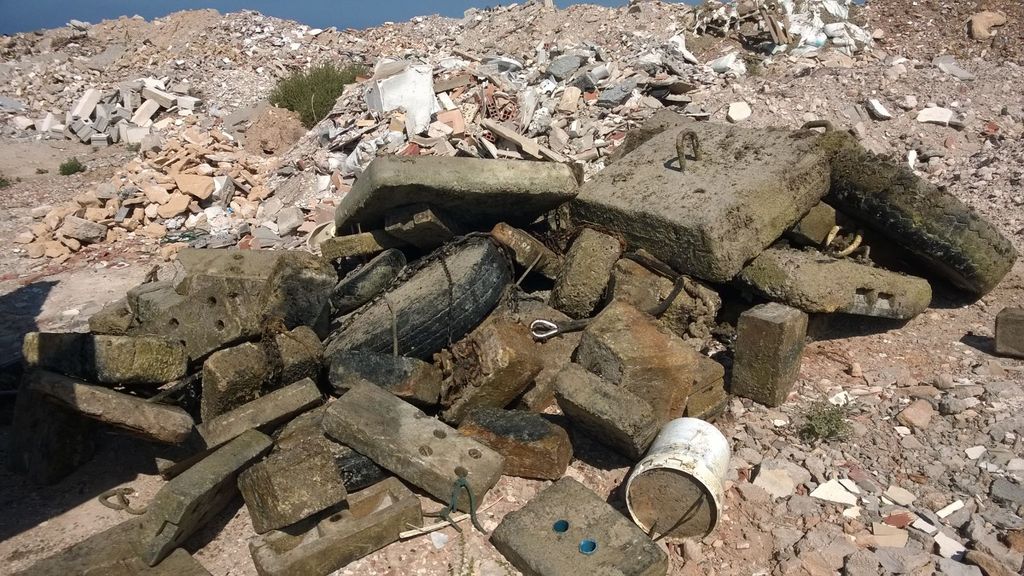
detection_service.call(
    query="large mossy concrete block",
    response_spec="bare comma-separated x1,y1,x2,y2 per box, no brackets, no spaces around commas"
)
22,332,187,385
572,118,831,282
334,155,578,231
549,228,622,319
731,302,808,407
200,342,270,421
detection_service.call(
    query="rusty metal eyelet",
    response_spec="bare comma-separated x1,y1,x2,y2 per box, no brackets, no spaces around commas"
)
675,129,701,173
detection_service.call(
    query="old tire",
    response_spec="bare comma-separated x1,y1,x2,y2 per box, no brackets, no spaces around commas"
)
324,237,511,360
331,248,406,315
826,134,1017,296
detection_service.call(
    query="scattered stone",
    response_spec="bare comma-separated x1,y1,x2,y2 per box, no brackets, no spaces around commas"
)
995,308,1024,358
23,332,188,385
57,216,107,244
810,479,859,506
970,11,1008,40
727,101,752,122
934,55,976,81
897,399,935,430
884,485,917,506
753,468,797,499
964,550,1017,576
918,107,955,126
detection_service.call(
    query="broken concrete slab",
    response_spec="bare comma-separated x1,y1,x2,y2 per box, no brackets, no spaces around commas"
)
554,363,659,460
491,222,563,280
8,386,96,485
731,302,807,407
383,203,459,250
440,314,543,424
327,349,441,407
322,382,503,511
249,477,421,576
200,342,271,421
197,377,322,449
459,407,572,480
573,117,832,282
325,237,511,360
320,231,407,261
575,300,700,423
27,370,194,444
139,429,273,566
15,519,211,576
550,228,622,319
331,248,406,315
22,332,188,385
333,155,578,231
737,247,932,319
239,436,348,533
71,88,102,119
995,307,1024,359
491,477,668,576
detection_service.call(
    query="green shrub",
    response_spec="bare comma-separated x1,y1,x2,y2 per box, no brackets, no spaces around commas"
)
798,401,851,442
270,63,365,128
0,173,10,188
59,157,86,176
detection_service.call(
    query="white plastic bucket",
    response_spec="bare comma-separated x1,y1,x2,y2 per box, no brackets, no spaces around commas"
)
624,417,731,538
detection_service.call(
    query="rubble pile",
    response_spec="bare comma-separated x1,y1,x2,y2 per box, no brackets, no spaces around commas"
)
10,106,1022,576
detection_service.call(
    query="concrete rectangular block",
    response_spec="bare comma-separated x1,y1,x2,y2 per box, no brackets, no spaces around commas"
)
197,377,322,448
491,477,668,576
383,203,459,250
249,477,421,576
995,307,1024,359
124,124,151,145
440,314,543,424
608,257,721,341
26,370,194,444
683,354,728,420
322,382,504,511
275,326,323,386
554,363,658,460
459,407,572,480
738,247,932,319
572,115,831,282
490,222,563,280
16,519,210,575
575,300,700,424
8,386,95,485
139,430,273,566
550,228,623,319
200,342,270,421
327,349,441,407
731,302,808,407
787,202,837,246
239,438,348,533
71,88,102,119
319,230,406,260
335,156,578,232
142,85,176,108
131,99,160,126
22,332,188,385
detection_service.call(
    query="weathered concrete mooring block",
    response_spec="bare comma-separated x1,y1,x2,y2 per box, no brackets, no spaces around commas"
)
249,477,421,576
550,228,622,319
197,377,322,449
334,155,578,231
491,222,563,280
607,257,721,341
572,117,831,282
322,382,503,511
554,363,658,460
22,332,187,385
683,355,728,421
995,307,1024,359
27,370,194,444
508,300,581,412
200,342,270,421
9,385,95,485
731,302,808,407
737,247,932,319
787,202,837,247
459,407,572,480
440,314,543,424
138,429,273,566
491,477,668,576
384,203,459,249
274,326,323,385
327,349,441,407
575,300,700,424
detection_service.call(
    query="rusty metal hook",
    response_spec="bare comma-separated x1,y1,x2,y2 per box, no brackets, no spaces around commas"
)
800,119,834,132
675,129,700,173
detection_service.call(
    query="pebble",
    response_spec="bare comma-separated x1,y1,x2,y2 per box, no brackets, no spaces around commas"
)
727,101,752,123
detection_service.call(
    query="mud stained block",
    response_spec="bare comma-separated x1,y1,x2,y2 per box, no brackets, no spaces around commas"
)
491,222,564,280
573,119,831,282
239,440,348,533
22,332,188,385
550,228,622,319
995,308,1024,359
15,519,211,576
320,231,407,260
787,202,837,246
491,477,668,576
459,408,572,480
554,364,658,460
440,315,543,424
327,349,442,407
731,303,808,407
139,430,273,566
249,477,421,576
575,300,700,424
200,342,270,421
737,247,931,319
384,203,459,249
322,382,503,512
682,355,728,421
8,386,95,485
273,326,323,386
197,377,322,449
27,370,194,444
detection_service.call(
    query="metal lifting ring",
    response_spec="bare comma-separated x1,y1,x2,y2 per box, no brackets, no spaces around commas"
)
675,129,701,173
800,119,834,132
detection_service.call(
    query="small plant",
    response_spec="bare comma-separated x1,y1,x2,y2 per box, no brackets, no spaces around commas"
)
0,173,10,188
270,62,366,128
798,401,851,442
35,167,48,174
126,142,141,153
59,157,86,176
